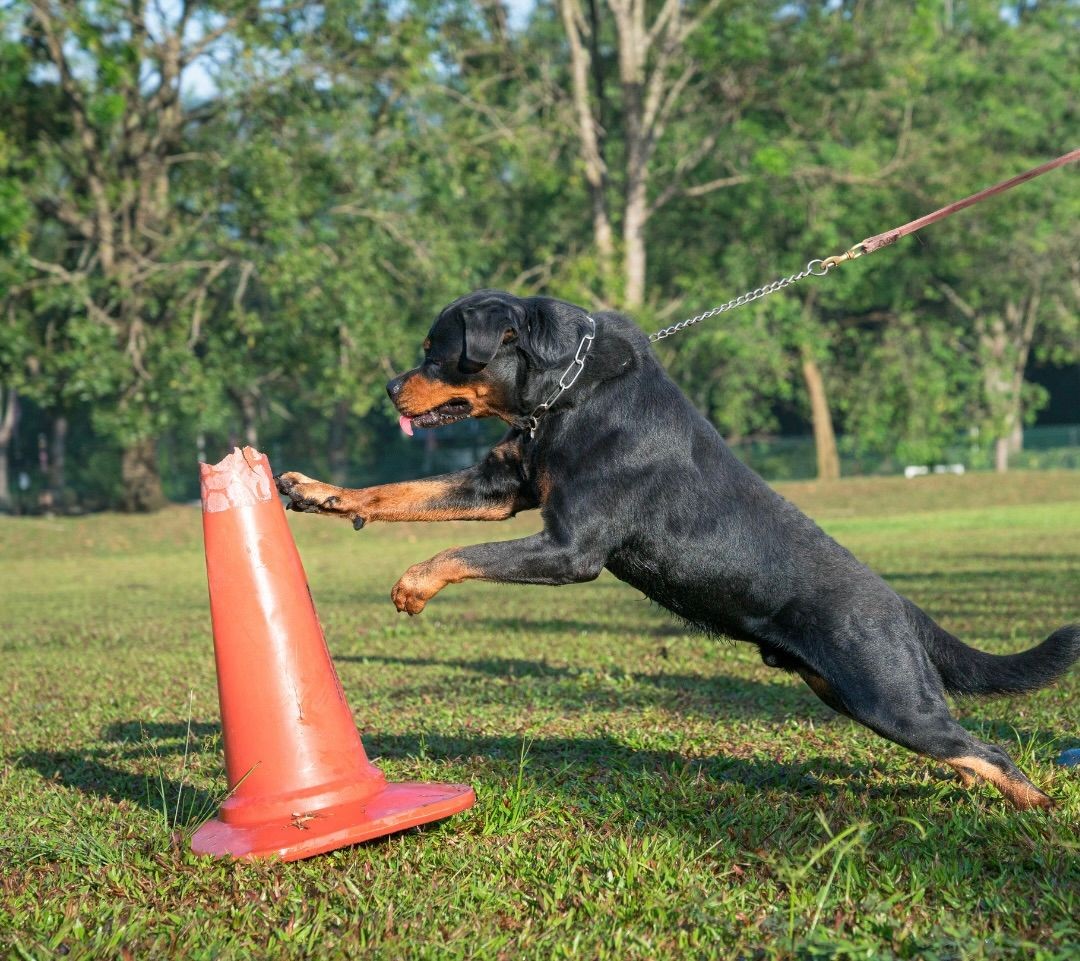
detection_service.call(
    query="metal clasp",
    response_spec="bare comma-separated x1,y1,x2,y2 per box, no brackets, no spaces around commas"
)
820,243,866,271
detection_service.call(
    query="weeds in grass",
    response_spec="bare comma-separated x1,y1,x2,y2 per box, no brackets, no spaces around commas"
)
142,691,218,844
776,811,869,949
482,738,542,835
140,691,259,848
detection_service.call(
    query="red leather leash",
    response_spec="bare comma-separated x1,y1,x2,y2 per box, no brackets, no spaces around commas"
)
822,147,1080,268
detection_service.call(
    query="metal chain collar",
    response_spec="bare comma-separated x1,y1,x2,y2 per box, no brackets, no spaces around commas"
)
521,315,596,437
648,257,840,343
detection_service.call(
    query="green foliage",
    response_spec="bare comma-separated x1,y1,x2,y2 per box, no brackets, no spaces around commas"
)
835,315,978,466
0,0,1077,506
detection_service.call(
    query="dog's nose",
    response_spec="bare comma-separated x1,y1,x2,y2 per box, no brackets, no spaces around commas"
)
386,375,406,400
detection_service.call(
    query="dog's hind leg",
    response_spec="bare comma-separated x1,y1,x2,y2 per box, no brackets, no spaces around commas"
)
796,668,854,720
817,648,1053,810
758,645,855,719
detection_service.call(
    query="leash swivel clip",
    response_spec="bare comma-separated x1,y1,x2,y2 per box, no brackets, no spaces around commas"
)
818,243,867,273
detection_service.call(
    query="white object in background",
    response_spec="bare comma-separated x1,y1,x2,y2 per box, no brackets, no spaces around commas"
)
904,464,965,479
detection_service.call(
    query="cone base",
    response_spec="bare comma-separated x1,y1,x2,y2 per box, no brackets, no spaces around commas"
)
190,781,475,862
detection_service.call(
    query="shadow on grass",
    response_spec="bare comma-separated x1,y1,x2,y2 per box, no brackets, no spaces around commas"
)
16,720,221,822
451,615,688,637
103,719,219,742
881,570,1067,584
14,683,1071,825
14,731,891,826
371,730,879,794
17,723,1070,837
336,652,835,722
15,749,217,822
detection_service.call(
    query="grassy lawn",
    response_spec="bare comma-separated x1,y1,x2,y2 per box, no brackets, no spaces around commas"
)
2,470,1078,960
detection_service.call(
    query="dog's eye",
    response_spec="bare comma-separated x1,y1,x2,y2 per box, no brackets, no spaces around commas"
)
502,329,516,343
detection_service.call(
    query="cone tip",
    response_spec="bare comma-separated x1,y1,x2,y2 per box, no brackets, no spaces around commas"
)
200,446,276,512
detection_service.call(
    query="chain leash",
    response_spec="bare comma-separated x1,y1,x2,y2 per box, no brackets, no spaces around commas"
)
647,255,851,343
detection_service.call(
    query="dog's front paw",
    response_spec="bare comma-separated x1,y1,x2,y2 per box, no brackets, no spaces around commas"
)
275,471,344,515
391,566,438,615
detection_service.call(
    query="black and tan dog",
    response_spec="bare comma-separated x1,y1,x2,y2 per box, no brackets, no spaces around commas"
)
276,290,1079,810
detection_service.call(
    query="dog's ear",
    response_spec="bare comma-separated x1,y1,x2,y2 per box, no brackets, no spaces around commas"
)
518,298,590,369
460,294,525,373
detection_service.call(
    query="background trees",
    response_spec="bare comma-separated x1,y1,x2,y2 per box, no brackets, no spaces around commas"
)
0,0,1076,511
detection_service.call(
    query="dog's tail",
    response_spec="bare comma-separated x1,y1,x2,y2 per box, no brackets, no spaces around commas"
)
917,614,1080,696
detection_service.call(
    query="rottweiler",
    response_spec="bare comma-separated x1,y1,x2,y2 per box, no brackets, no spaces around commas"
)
276,289,1079,809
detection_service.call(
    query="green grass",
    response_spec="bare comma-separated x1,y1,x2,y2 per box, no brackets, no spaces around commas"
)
1,470,1078,960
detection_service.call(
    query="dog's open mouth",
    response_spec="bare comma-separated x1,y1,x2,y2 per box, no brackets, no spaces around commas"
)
398,399,472,435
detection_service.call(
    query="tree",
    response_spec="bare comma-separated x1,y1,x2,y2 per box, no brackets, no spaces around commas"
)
0,31,35,510
905,0,1079,471
643,0,928,477
9,0,299,509
557,0,782,309
197,1,571,481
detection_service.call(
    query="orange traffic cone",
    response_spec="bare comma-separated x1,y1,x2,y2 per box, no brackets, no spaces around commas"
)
190,446,475,861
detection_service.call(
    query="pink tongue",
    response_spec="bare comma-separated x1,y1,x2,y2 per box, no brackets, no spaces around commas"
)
398,415,414,437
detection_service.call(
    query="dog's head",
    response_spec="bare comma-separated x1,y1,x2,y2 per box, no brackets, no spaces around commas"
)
387,290,593,434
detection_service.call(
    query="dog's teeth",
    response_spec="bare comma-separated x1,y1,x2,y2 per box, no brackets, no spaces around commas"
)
399,415,414,436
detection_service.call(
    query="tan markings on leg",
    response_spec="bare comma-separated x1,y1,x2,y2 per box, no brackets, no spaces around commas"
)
364,480,518,522
944,756,1054,810
490,440,521,466
357,480,450,520
952,766,977,788
391,552,476,615
795,668,852,718
800,671,833,700
283,475,518,524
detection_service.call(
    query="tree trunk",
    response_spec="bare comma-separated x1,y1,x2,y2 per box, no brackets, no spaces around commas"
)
0,387,17,513
800,347,840,481
560,0,616,288
992,405,1022,472
0,445,10,514
623,173,648,309
240,392,259,447
994,436,1010,473
120,437,167,512
328,401,350,486
49,413,68,509
1008,418,1023,454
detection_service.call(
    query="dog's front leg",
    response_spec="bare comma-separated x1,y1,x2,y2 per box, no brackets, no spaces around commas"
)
391,532,608,614
275,443,533,527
